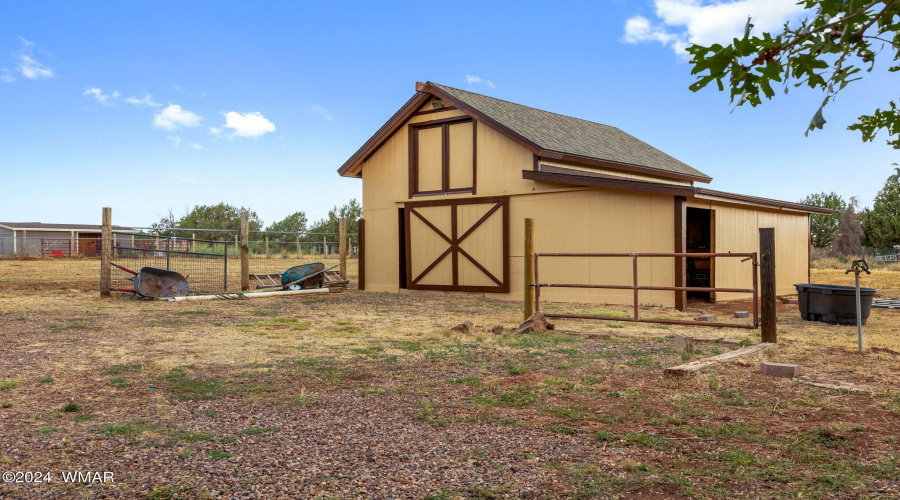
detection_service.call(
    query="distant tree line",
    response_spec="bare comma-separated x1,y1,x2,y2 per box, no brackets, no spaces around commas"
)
150,199,361,243
803,165,900,256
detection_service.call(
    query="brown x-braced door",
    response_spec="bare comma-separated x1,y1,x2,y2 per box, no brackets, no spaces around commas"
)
404,197,509,292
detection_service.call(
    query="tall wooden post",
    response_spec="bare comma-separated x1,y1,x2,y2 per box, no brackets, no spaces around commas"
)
191,233,196,253
358,219,366,290
674,196,687,311
234,235,238,257
240,212,250,291
759,227,777,343
339,218,347,279
265,236,269,259
323,236,327,256
524,218,535,320
100,207,112,297
296,235,301,258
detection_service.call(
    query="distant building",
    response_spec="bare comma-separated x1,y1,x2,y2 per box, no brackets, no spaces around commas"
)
0,222,136,256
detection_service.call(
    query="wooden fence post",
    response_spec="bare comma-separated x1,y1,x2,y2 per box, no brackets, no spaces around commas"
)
760,227,777,343
296,235,301,258
674,196,687,311
339,218,347,279
358,219,365,290
265,236,269,259
191,233,196,253
323,236,327,256
240,212,250,291
100,207,112,297
524,218,535,321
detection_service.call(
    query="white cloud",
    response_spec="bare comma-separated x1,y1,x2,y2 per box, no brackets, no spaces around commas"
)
309,105,333,121
622,0,807,57
216,111,276,138
83,87,119,105
153,104,202,130
7,38,53,80
125,93,161,107
209,126,225,138
191,143,203,149
18,54,53,79
167,135,182,147
465,75,496,88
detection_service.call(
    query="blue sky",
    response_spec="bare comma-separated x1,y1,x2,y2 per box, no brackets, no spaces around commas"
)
1,0,896,228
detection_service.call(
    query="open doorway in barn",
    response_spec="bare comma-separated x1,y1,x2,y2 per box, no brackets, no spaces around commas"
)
686,208,715,302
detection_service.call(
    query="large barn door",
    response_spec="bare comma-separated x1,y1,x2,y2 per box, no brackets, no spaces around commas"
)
405,196,509,292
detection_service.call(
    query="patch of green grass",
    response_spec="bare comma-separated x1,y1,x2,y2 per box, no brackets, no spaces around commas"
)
102,364,146,375
502,362,529,376
473,396,499,406
38,377,53,384
0,380,20,391
396,341,424,352
595,430,616,442
157,367,188,380
110,377,135,388
352,346,385,356
450,375,481,385
547,424,580,434
241,427,276,435
60,402,81,412
801,427,846,448
74,415,94,421
500,332,578,349
237,317,299,327
543,405,589,420
159,368,225,401
604,322,626,329
290,321,312,331
248,384,277,393
168,431,213,443
359,388,387,395
208,450,233,459
148,485,178,500
498,388,538,408
219,436,236,444
35,426,59,435
717,390,745,406
622,432,662,448
691,422,766,441
101,419,159,436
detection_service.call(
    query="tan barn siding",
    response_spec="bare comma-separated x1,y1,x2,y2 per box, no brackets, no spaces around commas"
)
713,202,809,300
502,189,675,306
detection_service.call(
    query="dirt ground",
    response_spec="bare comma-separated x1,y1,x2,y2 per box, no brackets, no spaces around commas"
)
0,258,898,499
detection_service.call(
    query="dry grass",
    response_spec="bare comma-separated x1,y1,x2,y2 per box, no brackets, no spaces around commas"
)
1,258,899,497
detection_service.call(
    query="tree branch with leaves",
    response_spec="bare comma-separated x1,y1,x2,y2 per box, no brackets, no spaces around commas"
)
687,0,900,148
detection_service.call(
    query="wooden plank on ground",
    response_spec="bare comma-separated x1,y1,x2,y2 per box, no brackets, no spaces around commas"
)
665,343,774,376
802,379,872,393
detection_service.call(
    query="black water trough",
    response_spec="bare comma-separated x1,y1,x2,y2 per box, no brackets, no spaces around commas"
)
794,284,877,325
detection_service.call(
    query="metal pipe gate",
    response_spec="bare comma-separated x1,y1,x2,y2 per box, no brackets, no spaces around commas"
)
533,252,759,329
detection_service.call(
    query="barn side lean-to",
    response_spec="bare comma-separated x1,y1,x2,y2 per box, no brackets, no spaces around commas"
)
338,82,833,310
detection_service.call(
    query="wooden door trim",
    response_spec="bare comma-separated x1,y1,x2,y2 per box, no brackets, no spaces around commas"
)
404,196,509,292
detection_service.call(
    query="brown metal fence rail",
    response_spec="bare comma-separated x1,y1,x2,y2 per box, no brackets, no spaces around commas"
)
533,252,759,329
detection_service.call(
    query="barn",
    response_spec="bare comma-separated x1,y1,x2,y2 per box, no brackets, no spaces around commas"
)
338,82,833,310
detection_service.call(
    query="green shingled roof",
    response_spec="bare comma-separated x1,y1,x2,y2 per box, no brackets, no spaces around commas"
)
429,82,711,182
